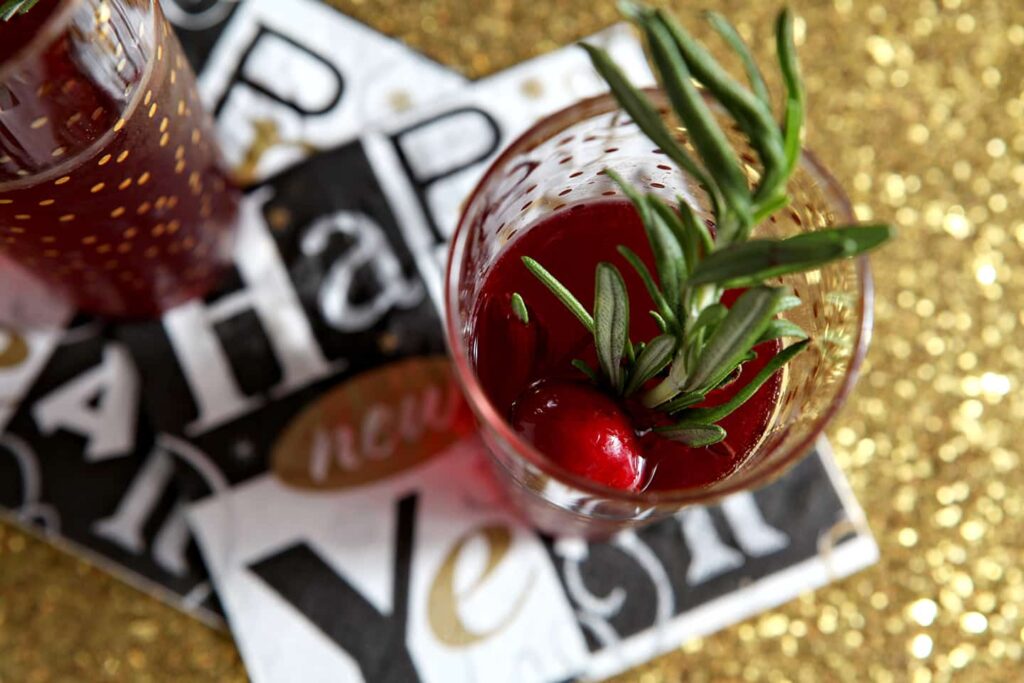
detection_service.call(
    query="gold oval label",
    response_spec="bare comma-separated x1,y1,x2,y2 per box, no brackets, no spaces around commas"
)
0,328,29,369
272,356,474,490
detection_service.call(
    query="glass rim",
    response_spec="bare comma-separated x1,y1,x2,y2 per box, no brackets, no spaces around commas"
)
0,0,158,82
0,0,84,82
444,90,874,507
0,0,162,194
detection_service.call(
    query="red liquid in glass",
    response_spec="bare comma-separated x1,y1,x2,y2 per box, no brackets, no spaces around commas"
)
471,199,783,491
0,0,238,318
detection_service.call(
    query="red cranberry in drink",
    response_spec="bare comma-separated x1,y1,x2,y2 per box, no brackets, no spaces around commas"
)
511,379,646,491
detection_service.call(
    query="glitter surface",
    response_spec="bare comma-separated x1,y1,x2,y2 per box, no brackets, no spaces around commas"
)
2,0,1023,680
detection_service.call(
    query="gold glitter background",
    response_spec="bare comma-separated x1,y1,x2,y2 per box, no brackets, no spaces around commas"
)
1,0,1022,680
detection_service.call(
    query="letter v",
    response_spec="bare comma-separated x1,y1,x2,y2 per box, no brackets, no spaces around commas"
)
248,495,420,682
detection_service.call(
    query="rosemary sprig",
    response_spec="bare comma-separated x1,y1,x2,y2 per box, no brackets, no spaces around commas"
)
0,0,41,21
515,3,893,446
511,292,529,324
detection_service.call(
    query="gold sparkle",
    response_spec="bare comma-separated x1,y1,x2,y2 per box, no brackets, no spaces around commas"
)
520,77,544,98
3,5,1024,683
387,90,413,112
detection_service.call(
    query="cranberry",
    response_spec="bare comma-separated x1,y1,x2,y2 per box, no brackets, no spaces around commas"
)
511,379,646,491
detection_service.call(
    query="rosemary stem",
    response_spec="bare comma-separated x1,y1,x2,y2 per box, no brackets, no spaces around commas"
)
642,376,681,408
516,4,890,445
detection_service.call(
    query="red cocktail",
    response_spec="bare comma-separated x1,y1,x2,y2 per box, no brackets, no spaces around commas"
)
0,0,238,318
446,92,873,535
472,199,784,492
